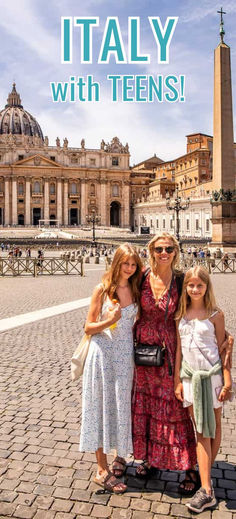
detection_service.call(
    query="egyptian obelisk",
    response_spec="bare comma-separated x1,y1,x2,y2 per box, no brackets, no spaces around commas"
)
211,8,236,249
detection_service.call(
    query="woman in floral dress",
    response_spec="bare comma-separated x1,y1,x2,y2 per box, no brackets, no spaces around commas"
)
132,233,198,493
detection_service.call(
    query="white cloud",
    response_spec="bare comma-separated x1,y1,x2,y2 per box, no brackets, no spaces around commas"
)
0,0,59,64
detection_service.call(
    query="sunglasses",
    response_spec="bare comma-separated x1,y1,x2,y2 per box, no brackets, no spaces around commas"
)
154,246,175,254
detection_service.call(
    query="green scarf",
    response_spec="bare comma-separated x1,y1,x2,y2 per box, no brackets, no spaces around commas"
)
180,359,222,438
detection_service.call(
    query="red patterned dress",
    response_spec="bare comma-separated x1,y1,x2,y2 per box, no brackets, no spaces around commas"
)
132,273,196,470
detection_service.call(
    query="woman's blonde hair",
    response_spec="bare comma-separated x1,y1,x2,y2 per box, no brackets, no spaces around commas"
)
102,243,143,304
176,265,216,320
148,232,180,273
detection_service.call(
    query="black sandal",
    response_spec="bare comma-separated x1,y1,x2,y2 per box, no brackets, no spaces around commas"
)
179,469,201,496
135,461,156,479
111,456,126,477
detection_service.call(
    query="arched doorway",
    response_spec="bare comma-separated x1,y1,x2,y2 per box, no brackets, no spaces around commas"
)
33,208,41,226
18,214,24,225
70,208,78,225
110,201,121,226
49,215,56,226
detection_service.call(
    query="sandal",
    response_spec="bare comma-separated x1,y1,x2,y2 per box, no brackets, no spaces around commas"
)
135,461,156,479
94,471,127,494
111,456,126,477
179,469,201,496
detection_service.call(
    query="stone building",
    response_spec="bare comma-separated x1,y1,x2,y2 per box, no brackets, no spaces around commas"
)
0,84,132,228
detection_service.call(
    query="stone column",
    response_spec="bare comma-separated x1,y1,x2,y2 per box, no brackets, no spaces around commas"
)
44,179,49,222
100,179,107,225
25,178,31,225
56,178,62,225
12,178,17,225
63,179,68,226
80,179,87,224
4,178,10,225
122,180,130,228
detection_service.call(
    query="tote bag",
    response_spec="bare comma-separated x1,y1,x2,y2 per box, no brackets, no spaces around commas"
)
71,334,91,381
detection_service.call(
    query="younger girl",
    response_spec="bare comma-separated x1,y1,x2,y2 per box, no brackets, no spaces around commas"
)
175,266,232,514
79,244,142,494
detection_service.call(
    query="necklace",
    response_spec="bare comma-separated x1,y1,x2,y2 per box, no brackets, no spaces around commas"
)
150,271,172,306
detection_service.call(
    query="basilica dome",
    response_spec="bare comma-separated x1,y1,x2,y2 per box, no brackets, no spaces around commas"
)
0,83,44,140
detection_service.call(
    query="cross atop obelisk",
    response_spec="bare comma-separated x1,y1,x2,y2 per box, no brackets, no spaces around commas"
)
217,7,226,43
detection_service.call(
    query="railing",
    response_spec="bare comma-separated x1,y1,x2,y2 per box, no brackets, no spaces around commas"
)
180,257,236,274
0,258,84,277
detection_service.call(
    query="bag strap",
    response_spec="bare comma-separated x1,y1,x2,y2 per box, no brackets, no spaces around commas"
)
175,272,185,298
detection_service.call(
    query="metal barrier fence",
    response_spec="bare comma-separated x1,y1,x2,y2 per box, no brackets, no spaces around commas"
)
0,257,84,277
180,257,236,274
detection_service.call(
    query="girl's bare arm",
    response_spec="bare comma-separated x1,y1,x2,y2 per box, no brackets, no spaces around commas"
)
213,311,232,398
174,321,183,401
84,285,121,335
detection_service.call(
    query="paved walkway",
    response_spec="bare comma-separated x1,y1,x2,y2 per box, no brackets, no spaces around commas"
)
0,271,235,518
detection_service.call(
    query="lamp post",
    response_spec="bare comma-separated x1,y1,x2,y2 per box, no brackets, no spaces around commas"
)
166,185,190,248
86,209,101,247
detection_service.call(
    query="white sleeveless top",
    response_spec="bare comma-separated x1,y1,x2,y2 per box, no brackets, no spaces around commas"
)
179,312,223,409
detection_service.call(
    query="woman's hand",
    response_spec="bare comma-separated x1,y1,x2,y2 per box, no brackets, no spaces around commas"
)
219,331,234,368
218,385,232,402
174,381,184,402
107,304,121,325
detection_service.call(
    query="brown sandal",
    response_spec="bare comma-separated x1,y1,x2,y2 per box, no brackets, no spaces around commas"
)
94,471,127,494
111,456,126,477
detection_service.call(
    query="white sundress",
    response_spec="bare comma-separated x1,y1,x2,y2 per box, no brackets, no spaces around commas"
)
179,313,223,409
79,298,137,456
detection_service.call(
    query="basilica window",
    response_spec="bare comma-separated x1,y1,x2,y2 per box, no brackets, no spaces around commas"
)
112,157,119,166
156,219,159,229
50,183,55,195
18,183,24,195
163,218,165,229
112,184,119,197
186,218,190,231
0,181,3,193
70,182,77,194
90,183,95,196
90,158,96,166
206,219,210,232
18,155,24,161
33,181,41,194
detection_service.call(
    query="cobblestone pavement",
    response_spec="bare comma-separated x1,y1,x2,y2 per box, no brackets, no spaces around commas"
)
0,273,235,519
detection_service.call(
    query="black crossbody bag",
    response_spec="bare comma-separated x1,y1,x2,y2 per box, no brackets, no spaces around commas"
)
134,270,184,375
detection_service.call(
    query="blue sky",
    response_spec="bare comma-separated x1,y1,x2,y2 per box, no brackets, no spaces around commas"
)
0,0,235,165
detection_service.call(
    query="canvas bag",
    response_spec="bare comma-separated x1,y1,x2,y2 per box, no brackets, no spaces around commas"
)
71,334,91,381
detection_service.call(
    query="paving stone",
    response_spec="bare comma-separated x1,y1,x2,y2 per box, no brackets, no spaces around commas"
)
171,503,192,517
15,493,37,506
132,512,153,519
34,495,55,510
71,478,89,490
219,478,236,489
70,488,91,501
151,502,170,514
225,471,236,480
34,484,54,496
71,501,93,515
54,514,76,519
51,499,73,512
37,474,56,485
0,490,18,502
0,478,19,491
111,509,132,519
53,486,72,499
0,502,16,515
91,505,112,518
131,498,151,511
13,504,37,518
33,512,56,519
212,512,233,519
109,495,131,508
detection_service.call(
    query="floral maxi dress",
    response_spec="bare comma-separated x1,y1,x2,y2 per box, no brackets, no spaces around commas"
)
80,299,137,457
132,274,197,470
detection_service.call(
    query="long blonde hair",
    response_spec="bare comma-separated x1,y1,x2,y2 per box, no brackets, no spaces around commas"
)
176,265,216,320
148,232,180,273
102,243,143,304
